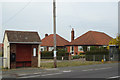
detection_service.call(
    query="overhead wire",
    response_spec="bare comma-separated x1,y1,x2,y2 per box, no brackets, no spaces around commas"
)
3,0,32,26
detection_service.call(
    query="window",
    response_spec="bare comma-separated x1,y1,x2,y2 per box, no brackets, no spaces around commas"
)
44,47,47,51
49,47,54,51
78,46,83,51
87,46,90,51
72,46,74,51
40,47,44,52
70,46,74,52
103,46,107,47
33,48,36,56
70,46,74,55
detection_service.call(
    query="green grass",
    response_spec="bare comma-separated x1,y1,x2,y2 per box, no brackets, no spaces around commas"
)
40,61,102,68
40,61,119,68
41,59,53,62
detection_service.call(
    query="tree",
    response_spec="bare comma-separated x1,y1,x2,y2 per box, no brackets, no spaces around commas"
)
108,34,120,49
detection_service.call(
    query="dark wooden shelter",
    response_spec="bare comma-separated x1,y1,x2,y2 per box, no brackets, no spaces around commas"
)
3,30,41,69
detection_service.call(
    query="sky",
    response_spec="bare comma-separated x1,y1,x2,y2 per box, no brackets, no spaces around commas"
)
0,0,118,42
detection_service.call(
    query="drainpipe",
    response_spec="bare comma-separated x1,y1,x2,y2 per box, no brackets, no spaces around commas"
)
38,45,41,67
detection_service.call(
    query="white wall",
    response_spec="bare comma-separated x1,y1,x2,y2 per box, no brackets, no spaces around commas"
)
3,33,10,69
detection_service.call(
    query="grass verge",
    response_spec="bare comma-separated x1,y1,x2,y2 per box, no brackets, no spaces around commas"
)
41,61,118,68
41,59,53,62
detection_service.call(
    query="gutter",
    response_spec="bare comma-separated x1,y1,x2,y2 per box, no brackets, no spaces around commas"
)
9,42,42,44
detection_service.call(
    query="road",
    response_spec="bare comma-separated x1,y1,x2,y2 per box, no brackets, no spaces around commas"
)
2,63,120,80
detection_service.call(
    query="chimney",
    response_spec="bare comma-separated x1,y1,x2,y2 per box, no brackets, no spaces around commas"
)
45,34,48,37
71,28,74,41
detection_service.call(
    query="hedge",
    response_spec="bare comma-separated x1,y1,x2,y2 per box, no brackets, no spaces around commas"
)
72,55,80,59
86,50,109,55
72,55,85,59
85,50,109,61
41,51,53,59
41,51,69,60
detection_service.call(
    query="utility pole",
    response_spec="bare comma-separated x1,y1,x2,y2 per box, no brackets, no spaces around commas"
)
53,0,57,68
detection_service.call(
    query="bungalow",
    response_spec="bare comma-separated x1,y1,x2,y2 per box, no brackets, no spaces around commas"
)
67,29,112,55
41,34,70,52
3,30,41,69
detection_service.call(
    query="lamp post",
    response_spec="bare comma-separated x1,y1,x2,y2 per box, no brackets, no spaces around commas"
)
53,0,57,68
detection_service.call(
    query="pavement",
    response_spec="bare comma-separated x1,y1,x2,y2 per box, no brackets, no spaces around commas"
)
1,62,120,80
0,57,2,80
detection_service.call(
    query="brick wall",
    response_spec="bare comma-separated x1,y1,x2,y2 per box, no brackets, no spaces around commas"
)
67,46,70,53
10,44,16,69
31,45,38,67
74,46,78,55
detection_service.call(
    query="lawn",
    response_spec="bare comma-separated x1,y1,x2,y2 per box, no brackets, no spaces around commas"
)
41,61,103,68
40,60,119,68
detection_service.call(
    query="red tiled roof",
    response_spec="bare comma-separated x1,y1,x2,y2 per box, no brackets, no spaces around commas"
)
41,34,70,47
70,31,112,46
